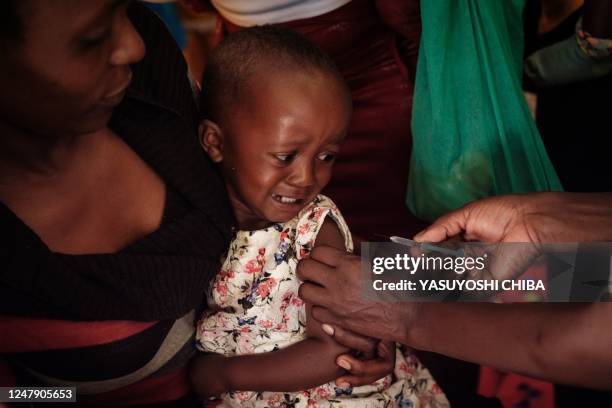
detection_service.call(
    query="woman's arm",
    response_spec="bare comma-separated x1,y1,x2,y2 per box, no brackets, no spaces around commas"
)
319,300,612,390
411,194,612,389
411,302,612,390
298,193,612,390
300,250,612,390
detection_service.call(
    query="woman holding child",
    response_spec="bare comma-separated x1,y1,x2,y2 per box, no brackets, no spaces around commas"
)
0,0,399,406
7,1,595,407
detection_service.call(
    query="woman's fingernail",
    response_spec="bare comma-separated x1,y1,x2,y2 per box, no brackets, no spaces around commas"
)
322,324,334,336
338,382,351,389
337,359,352,371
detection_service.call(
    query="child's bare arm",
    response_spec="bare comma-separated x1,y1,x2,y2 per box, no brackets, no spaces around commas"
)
190,218,351,397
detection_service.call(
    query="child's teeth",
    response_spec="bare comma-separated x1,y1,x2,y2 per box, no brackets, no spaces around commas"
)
273,193,299,204
280,196,297,203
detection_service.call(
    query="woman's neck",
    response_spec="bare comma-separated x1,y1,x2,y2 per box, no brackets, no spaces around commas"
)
0,121,92,185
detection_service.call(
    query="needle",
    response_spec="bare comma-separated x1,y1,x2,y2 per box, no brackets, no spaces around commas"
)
389,236,465,257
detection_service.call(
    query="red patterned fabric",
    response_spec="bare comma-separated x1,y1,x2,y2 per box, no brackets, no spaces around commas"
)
479,366,554,408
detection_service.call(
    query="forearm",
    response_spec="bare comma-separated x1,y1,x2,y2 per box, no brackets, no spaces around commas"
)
527,193,612,242
223,337,347,392
409,302,612,389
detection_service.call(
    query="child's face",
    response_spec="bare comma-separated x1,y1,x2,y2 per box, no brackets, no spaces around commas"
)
202,70,351,230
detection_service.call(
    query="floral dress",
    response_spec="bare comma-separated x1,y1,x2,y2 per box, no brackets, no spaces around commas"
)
196,195,448,407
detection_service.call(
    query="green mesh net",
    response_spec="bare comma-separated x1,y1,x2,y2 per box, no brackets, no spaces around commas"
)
407,0,563,222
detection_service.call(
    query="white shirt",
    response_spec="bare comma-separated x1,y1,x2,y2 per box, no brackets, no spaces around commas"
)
211,0,352,26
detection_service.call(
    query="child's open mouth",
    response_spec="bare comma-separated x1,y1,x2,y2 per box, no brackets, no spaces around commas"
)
272,193,304,205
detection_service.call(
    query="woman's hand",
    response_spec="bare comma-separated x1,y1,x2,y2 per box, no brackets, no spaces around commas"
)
415,192,612,280
189,353,230,399
334,340,396,387
415,192,612,244
319,322,396,387
414,193,540,244
297,246,419,345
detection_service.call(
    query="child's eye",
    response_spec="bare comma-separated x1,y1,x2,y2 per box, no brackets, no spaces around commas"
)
274,153,296,163
317,152,337,163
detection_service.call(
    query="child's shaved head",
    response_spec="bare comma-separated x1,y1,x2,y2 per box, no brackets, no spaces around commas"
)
199,25,348,126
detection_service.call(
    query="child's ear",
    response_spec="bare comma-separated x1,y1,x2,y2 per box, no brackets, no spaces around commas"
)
199,120,224,163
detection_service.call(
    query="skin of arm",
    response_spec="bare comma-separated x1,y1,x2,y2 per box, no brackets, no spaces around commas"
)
190,217,351,398
409,302,612,390
298,192,612,390
409,192,612,389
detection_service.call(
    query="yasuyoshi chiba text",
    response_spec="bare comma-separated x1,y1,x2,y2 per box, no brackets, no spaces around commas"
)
372,279,546,292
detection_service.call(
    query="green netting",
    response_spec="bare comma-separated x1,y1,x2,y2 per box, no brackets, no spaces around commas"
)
407,0,563,222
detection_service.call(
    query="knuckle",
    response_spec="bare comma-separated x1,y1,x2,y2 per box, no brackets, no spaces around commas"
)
297,284,307,300
361,340,376,355
350,362,363,374
310,246,323,259
295,267,304,281
296,258,309,276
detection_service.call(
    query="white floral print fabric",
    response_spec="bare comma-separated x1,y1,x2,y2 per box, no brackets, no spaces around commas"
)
196,195,448,407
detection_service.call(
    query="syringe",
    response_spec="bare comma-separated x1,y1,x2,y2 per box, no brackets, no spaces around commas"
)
389,236,465,257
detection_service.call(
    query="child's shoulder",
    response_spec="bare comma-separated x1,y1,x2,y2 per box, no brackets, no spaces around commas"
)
296,194,345,231
294,194,353,258
298,194,340,216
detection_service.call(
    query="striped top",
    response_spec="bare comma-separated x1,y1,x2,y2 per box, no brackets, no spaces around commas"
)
0,3,234,406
